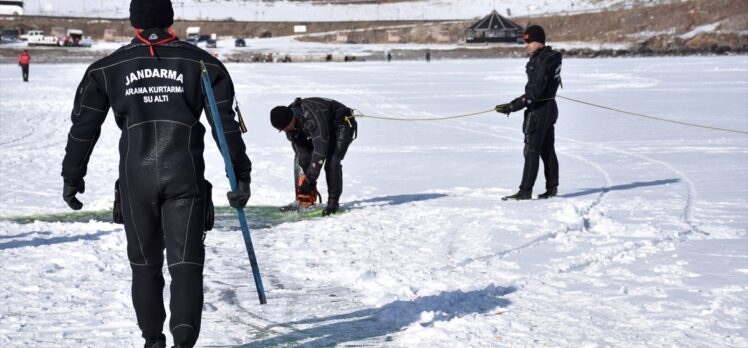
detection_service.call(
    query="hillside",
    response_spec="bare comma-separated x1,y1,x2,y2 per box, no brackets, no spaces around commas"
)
1,0,745,63
533,0,748,52
297,0,748,54
21,0,668,21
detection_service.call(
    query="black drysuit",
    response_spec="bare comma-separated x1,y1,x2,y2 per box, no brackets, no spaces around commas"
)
61,29,251,347
512,46,562,193
285,97,356,203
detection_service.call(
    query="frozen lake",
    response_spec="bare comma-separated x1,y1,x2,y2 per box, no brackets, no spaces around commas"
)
1,56,747,347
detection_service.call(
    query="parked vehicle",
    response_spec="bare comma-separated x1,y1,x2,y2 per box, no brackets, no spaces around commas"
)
26,30,59,46
206,39,217,48
18,30,30,40
61,29,91,47
234,37,246,47
63,29,81,46
186,26,200,42
0,1,24,16
1,28,19,41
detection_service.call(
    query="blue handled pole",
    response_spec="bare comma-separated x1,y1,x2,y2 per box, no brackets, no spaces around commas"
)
200,61,266,304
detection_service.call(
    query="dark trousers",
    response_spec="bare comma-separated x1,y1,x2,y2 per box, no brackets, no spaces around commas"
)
519,104,559,192
119,170,209,347
21,64,29,82
294,123,355,202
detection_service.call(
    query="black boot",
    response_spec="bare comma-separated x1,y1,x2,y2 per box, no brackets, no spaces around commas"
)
501,190,532,201
144,334,166,348
537,187,558,199
322,198,339,216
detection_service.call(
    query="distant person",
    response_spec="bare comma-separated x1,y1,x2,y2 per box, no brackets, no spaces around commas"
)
18,50,30,82
60,0,252,347
425,51,431,63
387,51,392,62
270,97,357,216
495,25,562,200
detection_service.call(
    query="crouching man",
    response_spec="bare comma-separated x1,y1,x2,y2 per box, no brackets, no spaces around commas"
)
270,97,357,215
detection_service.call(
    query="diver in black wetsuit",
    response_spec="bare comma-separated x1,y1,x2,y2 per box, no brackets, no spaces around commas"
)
60,1,252,346
270,97,357,216
496,25,562,201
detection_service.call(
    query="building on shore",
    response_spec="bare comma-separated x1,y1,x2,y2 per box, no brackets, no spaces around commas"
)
465,10,523,44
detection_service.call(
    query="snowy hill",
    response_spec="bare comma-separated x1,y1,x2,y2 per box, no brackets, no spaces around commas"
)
24,0,668,21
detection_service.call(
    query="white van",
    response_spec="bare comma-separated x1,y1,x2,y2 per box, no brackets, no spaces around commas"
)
0,1,24,16
27,30,59,46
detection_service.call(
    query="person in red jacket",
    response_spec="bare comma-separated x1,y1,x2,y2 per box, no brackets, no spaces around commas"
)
18,50,30,82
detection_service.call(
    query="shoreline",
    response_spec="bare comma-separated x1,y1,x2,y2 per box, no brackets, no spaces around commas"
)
1,45,746,64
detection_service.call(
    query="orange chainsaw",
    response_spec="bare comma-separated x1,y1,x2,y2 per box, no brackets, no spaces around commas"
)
296,176,322,208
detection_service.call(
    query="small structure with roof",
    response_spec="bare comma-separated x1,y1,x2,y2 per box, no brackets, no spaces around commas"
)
465,10,524,43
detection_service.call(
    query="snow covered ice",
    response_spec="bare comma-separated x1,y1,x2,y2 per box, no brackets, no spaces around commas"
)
1,56,747,346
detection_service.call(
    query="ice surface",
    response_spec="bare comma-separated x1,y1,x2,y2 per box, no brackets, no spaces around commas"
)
1,56,746,346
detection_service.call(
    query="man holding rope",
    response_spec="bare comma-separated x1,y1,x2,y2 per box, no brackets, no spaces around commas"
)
496,25,562,200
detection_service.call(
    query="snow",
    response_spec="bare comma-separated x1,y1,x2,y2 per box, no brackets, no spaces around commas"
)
679,23,722,40
215,35,470,58
23,0,662,21
1,56,747,346
1,34,629,62
551,41,633,51
626,28,677,40
216,36,634,58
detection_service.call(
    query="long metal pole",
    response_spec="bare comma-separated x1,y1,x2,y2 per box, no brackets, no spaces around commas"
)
200,60,267,305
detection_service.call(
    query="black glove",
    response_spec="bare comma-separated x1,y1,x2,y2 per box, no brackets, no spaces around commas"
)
63,177,85,210
227,177,251,209
495,103,511,115
297,175,316,195
496,97,526,116
306,163,321,184
509,97,526,112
